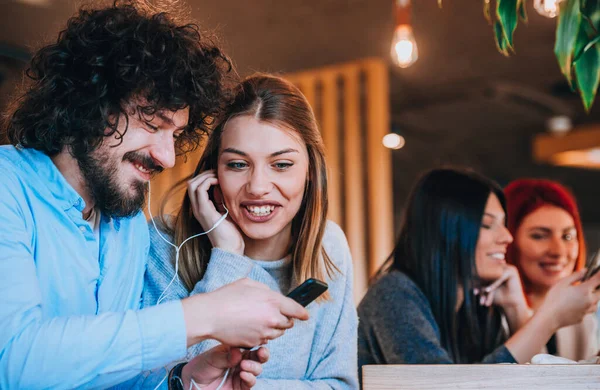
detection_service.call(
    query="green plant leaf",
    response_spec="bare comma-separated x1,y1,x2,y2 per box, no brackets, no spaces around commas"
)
554,0,582,86
518,0,527,23
574,16,590,62
494,21,510,56
581,0,600,30
583,34,600,53
497,0,519,50
574,39,600,111
575,34,600,62
573,0,600,62
572,0,600,111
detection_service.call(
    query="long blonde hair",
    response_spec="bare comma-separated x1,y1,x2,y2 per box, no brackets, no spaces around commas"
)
161,74,338,299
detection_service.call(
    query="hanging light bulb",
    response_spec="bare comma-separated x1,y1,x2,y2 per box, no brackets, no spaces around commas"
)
391,25,418,68
391,0,418,68
534,0,563,18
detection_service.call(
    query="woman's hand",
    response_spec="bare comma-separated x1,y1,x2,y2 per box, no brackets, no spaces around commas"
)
187,170,244,255
503,268,600,363
181,345,269,390
537,269,600,331
475,265,527,310
475,265,531,332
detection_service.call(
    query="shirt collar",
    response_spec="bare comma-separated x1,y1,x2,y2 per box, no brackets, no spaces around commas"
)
18,147,122,229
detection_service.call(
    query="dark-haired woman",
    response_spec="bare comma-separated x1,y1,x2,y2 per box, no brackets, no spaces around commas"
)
357,168,600,371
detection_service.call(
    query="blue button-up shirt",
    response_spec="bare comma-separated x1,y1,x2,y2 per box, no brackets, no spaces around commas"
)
0,146,186,389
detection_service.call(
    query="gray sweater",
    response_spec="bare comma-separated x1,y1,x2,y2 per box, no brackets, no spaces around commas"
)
143,220,359,390
357,270,515,370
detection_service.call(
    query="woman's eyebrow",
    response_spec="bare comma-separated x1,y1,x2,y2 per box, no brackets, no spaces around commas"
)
221,147,248,156
270,148,299,157
220,148,299,157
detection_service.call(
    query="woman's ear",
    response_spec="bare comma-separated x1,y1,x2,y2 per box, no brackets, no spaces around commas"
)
213,185,224,205
213,185,226,213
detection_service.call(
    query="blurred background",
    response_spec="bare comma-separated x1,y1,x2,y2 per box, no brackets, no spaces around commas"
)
2,0,600,299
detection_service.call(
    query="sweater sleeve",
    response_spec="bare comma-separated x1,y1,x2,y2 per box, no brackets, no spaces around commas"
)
189,248,257,295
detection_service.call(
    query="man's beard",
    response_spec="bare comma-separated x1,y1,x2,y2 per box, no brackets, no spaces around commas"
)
77,149,160,218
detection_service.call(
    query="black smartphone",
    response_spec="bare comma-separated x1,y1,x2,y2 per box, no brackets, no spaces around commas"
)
583,251,600,281
286,278,328,307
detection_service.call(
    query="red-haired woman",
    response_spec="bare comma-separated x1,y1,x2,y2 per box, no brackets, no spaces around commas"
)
505,179,598,360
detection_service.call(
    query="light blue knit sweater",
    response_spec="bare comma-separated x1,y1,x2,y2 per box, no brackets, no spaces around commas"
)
143,220,358,389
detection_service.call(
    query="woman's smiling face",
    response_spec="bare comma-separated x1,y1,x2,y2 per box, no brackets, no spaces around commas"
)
514,205,579,290
217,115,309,244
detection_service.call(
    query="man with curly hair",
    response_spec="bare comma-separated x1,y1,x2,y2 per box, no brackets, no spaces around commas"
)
0,2,308,389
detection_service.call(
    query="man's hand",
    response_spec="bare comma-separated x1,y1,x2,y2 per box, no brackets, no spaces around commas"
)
181,345,269,390
183,278,309,347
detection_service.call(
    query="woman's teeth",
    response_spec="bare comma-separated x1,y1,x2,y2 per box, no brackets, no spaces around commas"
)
247,205,275,216
489,253,505,260
540,263,565,272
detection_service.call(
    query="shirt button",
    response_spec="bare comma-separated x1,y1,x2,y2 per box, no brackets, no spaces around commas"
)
79,226,87,233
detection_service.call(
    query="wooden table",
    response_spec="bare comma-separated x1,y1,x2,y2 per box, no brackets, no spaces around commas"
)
362,364,600,389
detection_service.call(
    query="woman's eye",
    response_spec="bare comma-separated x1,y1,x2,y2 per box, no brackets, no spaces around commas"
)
530,234,545,240
564,233,575,241
227,162,248,170
481,224,491,230
274,162,293,170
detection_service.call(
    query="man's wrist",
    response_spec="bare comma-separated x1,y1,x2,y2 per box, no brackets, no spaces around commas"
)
182,294,215,346
180,362,194,390
168,362,187,390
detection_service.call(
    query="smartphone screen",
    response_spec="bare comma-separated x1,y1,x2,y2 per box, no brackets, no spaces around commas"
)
286,278,328,307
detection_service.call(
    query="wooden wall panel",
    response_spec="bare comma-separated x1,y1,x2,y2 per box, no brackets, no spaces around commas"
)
342,68,369,300
286,58,394,302
364,59,394,276
321,72,342,225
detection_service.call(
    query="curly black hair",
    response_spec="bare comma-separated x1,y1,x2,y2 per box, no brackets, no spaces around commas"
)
3,0,232,158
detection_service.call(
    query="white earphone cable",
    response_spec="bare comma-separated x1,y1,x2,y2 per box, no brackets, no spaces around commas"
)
148,181,231,390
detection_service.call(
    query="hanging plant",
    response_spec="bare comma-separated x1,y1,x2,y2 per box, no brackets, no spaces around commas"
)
441,0,600,111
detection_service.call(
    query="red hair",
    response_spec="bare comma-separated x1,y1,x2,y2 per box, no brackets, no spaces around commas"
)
504,179,586,274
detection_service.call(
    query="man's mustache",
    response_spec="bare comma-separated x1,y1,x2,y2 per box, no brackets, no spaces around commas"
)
123,151,164,174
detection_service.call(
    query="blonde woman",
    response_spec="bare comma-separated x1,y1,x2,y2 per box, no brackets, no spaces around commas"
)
143,74,358,389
